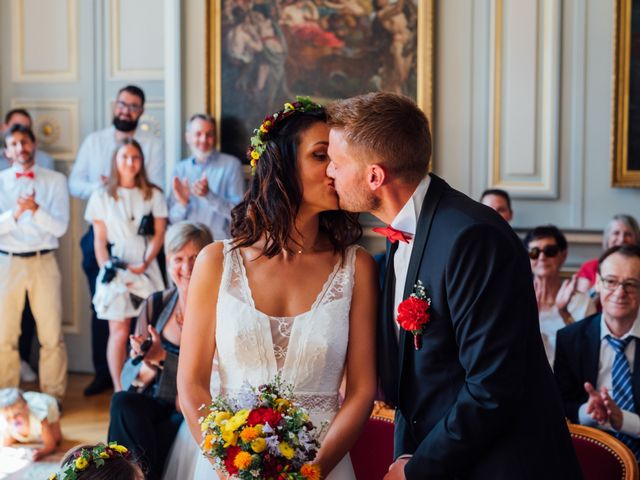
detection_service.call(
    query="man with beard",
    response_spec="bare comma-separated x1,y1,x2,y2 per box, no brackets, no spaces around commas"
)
1,108,55,170
168,113,243,240
70,85,164,396
0,124,69,401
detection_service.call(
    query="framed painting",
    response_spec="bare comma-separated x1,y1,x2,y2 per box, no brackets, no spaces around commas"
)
206,0,434,163
612,0,640,187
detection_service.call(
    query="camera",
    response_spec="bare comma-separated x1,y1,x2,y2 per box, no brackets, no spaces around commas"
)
101,256,128,284
137,213,155,236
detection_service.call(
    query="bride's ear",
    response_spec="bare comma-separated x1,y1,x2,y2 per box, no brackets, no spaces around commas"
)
367,164,386,191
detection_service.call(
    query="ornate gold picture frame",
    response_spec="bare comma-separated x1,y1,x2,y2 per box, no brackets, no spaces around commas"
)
206,0,433,163
612,0,640,187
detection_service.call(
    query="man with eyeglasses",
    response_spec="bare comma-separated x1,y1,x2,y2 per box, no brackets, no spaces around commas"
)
555,244,640,461
69,85,165,396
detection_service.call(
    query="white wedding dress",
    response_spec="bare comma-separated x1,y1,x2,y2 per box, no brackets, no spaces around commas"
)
193,240,358,479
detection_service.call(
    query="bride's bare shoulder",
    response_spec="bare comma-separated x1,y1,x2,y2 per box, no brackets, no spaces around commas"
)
194,241,226,271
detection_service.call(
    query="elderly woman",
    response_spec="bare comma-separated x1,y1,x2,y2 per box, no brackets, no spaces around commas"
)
107,221,213,480
524,225,596,366
576,214,640,295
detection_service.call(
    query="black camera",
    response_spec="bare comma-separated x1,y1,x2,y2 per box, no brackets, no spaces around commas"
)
101,256,128,284
131,336,153,366
137,213,155,236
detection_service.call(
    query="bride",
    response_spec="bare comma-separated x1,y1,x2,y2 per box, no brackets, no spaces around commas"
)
177,99,378,479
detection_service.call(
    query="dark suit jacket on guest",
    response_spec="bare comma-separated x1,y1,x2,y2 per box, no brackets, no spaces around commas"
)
378,174,581,479
554,313,640,423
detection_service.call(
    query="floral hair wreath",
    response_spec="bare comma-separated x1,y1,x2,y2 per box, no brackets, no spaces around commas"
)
247,96,324,173
49,442,130,480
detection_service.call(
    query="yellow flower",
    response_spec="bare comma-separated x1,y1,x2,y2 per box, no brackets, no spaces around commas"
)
48,474,57,480
221,429,238,447
111,444,128,454
233,451,252,470
75,457,89,471
203,434,215,451
275,398,291,412
99,452,110,459
250,150,260,160
259,124,268,133
300,463,321,480
279,441,295,459
284,102,295,111
214,411,231,426
225,409,250,432
240,426,259,442
251,437,266,453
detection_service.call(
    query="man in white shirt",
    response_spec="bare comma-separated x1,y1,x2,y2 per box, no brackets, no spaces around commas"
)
1,108,55,170
168,114,244,239
555,244,640,460
70,85,164,396
0,124,69,401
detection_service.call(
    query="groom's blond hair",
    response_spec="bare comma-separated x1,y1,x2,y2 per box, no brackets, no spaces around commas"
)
326,92,431,183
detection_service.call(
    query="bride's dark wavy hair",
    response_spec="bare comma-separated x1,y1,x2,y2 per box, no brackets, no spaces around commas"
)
231,108,362,258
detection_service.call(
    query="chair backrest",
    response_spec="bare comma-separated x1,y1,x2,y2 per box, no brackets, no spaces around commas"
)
569,423,639,480
351,415,394,480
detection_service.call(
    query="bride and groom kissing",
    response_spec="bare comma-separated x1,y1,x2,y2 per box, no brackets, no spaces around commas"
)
177,93,582,479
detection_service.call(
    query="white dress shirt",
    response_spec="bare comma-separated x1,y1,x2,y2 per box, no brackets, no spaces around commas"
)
69,126,165,199
0,164,69,251
167,151,244,240
578,314,640,437
390,175,431,334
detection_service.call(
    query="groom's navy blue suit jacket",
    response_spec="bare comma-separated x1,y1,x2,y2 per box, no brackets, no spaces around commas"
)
378,174,582,479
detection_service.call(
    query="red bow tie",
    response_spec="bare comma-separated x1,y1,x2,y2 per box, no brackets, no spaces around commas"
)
372,225,412,243
15,170,34,180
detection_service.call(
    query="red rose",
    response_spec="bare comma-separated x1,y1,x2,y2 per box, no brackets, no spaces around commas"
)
247,407,283,427
224,445,241,475
397,296,430,332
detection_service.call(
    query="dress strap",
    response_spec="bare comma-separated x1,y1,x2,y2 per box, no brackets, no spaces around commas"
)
317,245,360,307
219,239,253,306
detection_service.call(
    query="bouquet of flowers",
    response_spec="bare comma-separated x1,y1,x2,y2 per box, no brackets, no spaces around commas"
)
198,376,323,480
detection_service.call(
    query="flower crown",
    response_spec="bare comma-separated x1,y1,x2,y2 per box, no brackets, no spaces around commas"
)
247,96,324,172
49,442,130,480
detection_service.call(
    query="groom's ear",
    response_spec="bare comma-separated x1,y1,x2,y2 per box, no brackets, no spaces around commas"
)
367,164,386,191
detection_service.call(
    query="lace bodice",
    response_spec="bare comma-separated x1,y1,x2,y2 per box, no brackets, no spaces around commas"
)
215,240,359,413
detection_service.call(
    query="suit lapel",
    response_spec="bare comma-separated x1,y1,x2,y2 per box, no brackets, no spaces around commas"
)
397,174,446,400
584,314,601,387
633,337,640,411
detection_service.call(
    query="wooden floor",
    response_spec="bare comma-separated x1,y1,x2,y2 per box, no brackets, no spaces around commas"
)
0,373,112,479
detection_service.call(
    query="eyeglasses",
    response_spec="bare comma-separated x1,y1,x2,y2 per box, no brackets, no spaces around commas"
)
115,101,143,113
600,277,640,294
528,245,560,260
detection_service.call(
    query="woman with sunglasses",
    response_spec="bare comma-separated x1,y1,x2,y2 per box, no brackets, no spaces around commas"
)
524,225,596,366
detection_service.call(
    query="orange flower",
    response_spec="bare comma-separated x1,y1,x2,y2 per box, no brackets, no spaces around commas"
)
203,434,215,451
300,463,321,480
233,450,252,470
240,426,259,442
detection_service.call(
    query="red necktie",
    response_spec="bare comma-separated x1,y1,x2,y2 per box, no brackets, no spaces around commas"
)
15,170,34,180
372,225,412,243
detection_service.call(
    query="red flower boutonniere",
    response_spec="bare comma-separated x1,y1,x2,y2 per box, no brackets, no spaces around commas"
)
397,280,431,350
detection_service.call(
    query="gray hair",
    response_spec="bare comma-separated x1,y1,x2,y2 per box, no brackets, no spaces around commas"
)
185,113,216,132
0,388,23,409
165,221,214,257
603,214,640,250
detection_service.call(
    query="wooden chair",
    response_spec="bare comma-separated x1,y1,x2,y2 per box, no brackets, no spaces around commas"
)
351,403,395,480
569,423,639,480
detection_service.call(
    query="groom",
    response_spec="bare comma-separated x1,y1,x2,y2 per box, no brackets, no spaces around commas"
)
326,93,581,479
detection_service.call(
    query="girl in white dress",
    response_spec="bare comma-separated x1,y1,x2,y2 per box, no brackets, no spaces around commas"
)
85,138,167,391
178,100,378,479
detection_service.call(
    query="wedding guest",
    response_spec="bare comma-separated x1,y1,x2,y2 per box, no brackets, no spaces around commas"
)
168,114,244,240
0,124,68,401
1,108,55,170
70,85,165,397
479,188,513,223
524,225,596,366
108,221,212,480
51,443,144,480
85,138,167,392
555,245,640,460
0,387,61,460
576,214,640,297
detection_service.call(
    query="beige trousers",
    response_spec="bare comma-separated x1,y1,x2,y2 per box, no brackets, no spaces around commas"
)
0,252,67,399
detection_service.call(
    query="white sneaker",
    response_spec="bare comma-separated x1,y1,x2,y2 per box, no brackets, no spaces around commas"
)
20,360,37,383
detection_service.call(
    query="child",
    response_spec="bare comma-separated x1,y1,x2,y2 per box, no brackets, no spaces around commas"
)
0,387,61,460
49,442,144,479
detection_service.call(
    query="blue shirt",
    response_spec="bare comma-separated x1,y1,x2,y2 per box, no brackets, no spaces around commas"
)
167,151,244,240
